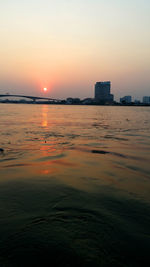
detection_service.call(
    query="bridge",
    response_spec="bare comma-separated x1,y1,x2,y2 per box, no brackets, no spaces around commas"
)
0,94,61,102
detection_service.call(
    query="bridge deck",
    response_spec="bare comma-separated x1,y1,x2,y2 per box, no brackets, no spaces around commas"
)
0,94,60,101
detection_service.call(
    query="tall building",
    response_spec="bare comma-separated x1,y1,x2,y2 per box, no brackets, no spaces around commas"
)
94,81,114,103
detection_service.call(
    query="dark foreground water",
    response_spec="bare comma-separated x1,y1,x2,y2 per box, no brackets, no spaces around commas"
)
0,104,150,266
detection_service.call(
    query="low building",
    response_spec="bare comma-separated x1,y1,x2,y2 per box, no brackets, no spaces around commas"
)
66,98,80,104
134,99,141,104
120,96,132,103
143,96,150,104
82,98,94,104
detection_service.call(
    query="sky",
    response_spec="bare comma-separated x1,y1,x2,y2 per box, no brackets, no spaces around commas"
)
0,0,150,100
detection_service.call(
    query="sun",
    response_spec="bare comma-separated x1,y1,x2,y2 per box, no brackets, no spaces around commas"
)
43,87,47,92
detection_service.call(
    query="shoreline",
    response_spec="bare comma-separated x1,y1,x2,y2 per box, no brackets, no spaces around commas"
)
0,102,150,107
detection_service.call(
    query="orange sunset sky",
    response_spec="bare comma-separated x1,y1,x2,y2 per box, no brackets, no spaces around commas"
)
0,0,150,100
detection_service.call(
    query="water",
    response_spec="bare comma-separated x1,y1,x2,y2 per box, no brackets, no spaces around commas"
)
0,104,150,266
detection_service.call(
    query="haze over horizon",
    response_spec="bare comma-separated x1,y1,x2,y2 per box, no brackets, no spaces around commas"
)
0,0,150,100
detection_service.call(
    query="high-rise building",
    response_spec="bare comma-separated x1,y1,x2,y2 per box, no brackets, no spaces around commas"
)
94,81,114,103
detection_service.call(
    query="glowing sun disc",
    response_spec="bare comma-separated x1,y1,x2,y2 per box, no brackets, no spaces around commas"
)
43,87,47,92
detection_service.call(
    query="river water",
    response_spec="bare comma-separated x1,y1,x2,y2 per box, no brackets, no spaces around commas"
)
0,104,150,266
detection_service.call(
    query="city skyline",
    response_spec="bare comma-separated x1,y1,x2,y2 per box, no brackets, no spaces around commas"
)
0,0,150,100
0,86,149,104
0,80,149,102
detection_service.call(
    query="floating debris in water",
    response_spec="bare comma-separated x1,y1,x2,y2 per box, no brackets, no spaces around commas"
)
92,150,109,154
91,149,127,158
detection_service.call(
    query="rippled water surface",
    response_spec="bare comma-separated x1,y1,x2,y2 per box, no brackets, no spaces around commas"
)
0,104,150,266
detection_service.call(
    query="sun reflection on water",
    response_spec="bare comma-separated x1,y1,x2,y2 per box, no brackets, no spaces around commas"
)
42,105,48,127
